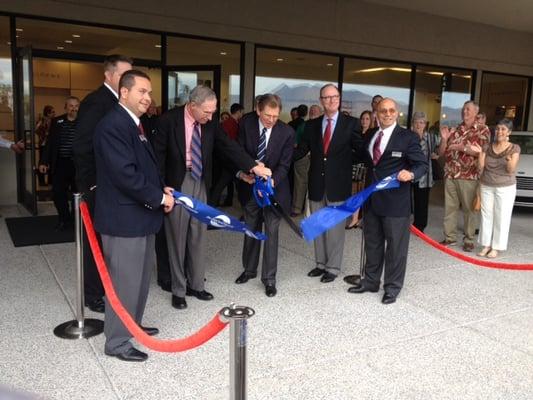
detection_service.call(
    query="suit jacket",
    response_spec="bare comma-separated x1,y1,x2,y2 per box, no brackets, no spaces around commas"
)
294,113,362,202
362,125,428,217
153,105,257,190
40,113,76,174
73,84,117,192
93,104,164,237
237,115,295,211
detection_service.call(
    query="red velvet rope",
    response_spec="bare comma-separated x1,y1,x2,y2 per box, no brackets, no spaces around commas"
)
79,202,228,352
410,225,533,271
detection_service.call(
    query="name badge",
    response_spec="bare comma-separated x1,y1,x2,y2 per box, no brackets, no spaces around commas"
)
392,151,402,158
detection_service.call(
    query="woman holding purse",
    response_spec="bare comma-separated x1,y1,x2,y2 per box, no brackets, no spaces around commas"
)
471,119,520,258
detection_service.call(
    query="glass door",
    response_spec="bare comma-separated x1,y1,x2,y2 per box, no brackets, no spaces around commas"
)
166,65,221,110
16,46,37,215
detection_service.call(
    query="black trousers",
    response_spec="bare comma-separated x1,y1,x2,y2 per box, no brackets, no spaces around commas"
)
241,199,281,285
155,227,171,284
52,158,77,223
412,184,430,232
362,205,411,297
79,187,105,303
210,167,235,207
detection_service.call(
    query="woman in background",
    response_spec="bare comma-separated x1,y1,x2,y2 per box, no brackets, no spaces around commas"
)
472,119,520,258
346,110,372,229
411,112,437,232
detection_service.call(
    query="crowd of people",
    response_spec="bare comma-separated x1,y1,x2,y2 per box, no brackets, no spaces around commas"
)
27,54,521,362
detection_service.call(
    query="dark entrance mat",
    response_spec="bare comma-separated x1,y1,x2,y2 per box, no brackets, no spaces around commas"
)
4,215,74,247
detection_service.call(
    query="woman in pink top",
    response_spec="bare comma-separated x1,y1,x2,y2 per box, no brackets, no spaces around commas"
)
471,119,521,258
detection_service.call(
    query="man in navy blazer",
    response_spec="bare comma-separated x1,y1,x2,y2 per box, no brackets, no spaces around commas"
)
94,70,175,362
348,98,427,304
234,94,295,297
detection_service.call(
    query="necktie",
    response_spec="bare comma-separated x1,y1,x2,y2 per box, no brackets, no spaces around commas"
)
191,122,203,181
138,123,147,141
373,130,384,165
257,127,267,162
323,118,332,154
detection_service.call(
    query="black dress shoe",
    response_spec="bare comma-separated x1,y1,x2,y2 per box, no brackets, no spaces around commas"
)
265,285,277,297
86,298,105,313
320,272,337,283
307,267,326,277
157,280,171,292
382,293,397,304
171,295,187,310
343,274,361,285
186,288,214,301
347,283,379,294
235,272,256,284
105,347,148,362
141,326,159,336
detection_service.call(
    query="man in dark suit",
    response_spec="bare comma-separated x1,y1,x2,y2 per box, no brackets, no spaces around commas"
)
348,98,427,304
294,84,363,283
94,70,175,362
153,85,272,310
72,54,133,313
39,96,80,231
234,94,295,297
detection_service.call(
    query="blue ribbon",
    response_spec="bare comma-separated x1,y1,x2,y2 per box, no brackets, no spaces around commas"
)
300,173,401,242
172,191,266,240
252,176,274,207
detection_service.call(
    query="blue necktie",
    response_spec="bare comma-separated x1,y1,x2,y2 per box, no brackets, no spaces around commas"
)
191,122,203,181
257,127,267,162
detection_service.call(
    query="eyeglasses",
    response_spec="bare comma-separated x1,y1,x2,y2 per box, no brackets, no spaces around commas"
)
378,108,397,115
320,95,340,101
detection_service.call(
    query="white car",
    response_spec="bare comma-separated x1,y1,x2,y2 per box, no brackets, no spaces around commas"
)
511,131,533,207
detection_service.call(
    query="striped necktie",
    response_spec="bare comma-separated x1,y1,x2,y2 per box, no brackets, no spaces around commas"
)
257,127,267,162
323,118,332,154
372,130,384,165
191,121,203,181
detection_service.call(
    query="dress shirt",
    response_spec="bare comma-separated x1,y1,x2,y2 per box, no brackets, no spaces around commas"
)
258,120,273,148
321,111,339,138
104,82,119,99
368,122,396,161
184,105,201,169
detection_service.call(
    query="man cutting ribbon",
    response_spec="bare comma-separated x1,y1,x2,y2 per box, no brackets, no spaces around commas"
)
235,94,295,297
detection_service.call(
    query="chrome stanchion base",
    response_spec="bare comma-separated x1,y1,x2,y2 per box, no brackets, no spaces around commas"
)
343,274,361,285
53,319,104,339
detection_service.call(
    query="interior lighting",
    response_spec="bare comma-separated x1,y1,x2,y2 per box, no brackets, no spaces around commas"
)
57,46,64,50
155,44,162,48
65,40,73,44
72,34,81,38
326,63,333,67
220,51,227,55
442,113,447,119
16,28,23,32
276,58,284,62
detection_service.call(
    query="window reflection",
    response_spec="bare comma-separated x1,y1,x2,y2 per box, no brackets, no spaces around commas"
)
480,73,528,130
413,66,472,130
342,59,411,126
255,48,338,122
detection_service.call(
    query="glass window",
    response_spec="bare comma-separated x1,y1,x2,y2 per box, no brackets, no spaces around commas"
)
413,66,472,131
167,37,241,112
480,72,529,131
255,48,339,122
342,59,411,126
0,17,14,138
16,19,161,60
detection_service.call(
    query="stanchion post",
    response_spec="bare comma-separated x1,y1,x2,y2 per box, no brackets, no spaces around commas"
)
54,193,104,339
220,304,255,400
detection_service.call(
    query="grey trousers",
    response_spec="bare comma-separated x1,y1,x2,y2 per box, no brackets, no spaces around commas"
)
242,198,281,285
165,172,207,297
102,234,155,354
292,154,310,214
309,197,346,275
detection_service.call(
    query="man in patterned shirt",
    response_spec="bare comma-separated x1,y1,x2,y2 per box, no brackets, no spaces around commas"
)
438,101,489,252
